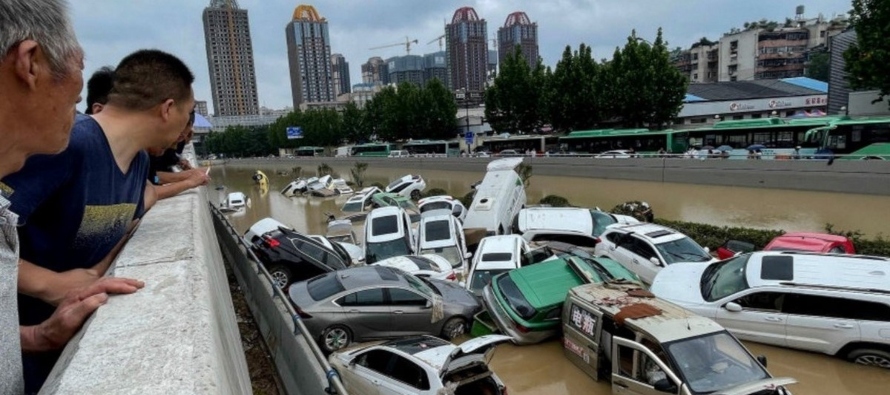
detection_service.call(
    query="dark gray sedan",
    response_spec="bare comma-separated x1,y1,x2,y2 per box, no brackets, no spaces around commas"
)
288,266,481,353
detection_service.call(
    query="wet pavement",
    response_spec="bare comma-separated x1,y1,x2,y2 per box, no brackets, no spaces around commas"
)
209,163,890,394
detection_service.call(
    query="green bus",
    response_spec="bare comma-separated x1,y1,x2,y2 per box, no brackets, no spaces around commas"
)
351,143,393,157
805,116,890,160
682,117,838,158
295,146,325,157
558,128,687,155
481,135,560,154
401,139,461,157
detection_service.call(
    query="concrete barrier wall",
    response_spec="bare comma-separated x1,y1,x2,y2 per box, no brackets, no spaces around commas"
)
224,157,890,195
40,184,252,394
211,207,333,395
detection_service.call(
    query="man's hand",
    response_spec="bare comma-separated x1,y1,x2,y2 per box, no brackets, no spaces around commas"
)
21,277,145,352
178,158,193,171
41,268,100,306
185,168,210,188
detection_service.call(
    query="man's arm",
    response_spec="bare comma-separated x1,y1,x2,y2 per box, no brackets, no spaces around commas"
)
143,180,158,212
157,170,189,184
20,276,145,352
154,169,210,200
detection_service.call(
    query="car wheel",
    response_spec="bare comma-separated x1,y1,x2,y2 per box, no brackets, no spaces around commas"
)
321,325,352,353
267,265,291,289
848,348,890,369
411,189,422,200
441,317,467,340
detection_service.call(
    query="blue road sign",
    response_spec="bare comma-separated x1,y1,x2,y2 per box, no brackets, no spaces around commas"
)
286,126,303,139
465,131,474,144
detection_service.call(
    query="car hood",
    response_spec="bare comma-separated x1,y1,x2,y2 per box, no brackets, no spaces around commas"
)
429,279,480,308
713,377,797,395
649,262,710,305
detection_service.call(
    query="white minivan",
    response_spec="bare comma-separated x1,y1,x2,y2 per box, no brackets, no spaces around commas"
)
363,206,416,264
415,210,471,270
462,158,527,236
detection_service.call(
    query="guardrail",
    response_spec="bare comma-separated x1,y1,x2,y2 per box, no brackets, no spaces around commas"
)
210,203,348,395
211,151,886,161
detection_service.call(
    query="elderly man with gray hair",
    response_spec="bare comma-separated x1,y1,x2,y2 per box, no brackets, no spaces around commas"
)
0,1,144,393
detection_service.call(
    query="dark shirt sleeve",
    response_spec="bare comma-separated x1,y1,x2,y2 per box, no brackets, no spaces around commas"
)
0,151,75,226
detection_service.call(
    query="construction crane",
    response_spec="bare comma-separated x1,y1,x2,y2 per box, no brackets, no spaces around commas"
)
427,34,445,51
369,37,418,55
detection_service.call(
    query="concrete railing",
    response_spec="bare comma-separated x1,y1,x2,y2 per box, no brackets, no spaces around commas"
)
40,182,252,394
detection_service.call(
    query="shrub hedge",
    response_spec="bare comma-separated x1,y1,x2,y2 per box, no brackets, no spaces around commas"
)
539,195,572,207
424,188,448,198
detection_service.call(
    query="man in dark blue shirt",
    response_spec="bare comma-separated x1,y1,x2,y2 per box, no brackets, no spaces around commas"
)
1,49,195,392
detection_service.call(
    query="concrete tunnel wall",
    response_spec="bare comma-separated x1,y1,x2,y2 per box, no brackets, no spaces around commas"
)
39,178,253,393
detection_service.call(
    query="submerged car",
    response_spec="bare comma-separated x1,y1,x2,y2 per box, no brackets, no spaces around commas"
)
418,195,467,222
329,335,511,395
364,206,416,264
371,254,458,282
341,186,382,213
416,210,471,270
246,225,349,289
385,174,426,200
482,255,641,345
288,266,482,352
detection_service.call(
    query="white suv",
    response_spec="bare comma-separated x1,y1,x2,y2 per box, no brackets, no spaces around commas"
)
594,223,714,285
651,251,890,368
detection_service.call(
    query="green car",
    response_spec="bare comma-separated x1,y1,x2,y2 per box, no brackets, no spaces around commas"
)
481,255,641,345
371,192,420,221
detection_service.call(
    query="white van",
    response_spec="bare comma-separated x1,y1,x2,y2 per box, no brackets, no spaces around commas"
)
335,145,352,157
388,150,410,158
563,282,796,394
462,158,527,236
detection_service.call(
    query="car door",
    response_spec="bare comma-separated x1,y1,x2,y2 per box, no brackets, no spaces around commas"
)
347,348,392,395
562,300,603,381
612,337,681,395
782,293,861,354
337,287,393,340
385,287,432,336
607,233,636,268
378,354,434,395
628,237,662,285
714,291,788,347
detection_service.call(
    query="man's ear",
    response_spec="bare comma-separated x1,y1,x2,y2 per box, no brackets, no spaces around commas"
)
12,40,41,89
159,99,175,121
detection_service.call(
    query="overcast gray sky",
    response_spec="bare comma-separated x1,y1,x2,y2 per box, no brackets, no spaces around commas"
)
70,0,852,114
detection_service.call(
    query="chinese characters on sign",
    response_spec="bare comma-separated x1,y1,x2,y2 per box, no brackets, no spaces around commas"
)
570,304,597,337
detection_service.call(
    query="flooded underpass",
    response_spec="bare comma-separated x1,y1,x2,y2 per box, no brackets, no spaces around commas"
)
210,163,890,394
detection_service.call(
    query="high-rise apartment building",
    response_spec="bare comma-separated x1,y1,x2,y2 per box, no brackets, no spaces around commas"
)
423,51,447,85
672,42,719,83
202,0,260,116
331,53,351,97
285,5,335,108
194,100,209,117
445,7,488,95
361,56,389,85
497,11,538,70
386,55,425,86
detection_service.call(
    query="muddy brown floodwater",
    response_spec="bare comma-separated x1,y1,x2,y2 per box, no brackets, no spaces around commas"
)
209,163,890,395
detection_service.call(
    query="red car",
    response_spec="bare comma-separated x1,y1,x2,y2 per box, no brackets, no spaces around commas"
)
716,232,856,260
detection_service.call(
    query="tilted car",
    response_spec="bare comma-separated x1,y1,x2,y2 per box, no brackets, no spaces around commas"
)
418,195,467,222
329,335,511,395
464,235,553,298
385,174,426,200
371,254,458,282
364,206,416,264
416,209,471,270
246,225,349,289
288,266,482,353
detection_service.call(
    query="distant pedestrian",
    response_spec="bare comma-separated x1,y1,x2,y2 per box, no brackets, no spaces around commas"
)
793,146,801,160
755,150,763,160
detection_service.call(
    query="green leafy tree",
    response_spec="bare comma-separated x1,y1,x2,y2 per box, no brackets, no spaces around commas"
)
421,78,458,140
341,101,369,143
805,50,830,82
485,46,543,133
844,0,890,108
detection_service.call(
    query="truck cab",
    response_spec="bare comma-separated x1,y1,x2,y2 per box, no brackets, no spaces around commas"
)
561,283,795,395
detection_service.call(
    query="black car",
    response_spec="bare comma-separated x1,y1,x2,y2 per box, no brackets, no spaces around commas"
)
249,227,351,289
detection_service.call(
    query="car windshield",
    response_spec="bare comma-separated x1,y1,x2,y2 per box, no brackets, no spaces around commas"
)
342,201,364,213
423,220,451,242
656,237,712,264
701,254,751,302
420,201,451,212
469,269,510,292
666,331,770,394
396,199,417,211
306,274,345,301
365,239,411,264
589,211,617,237
496,274,537,320
386,178,405,189
420,246,462,268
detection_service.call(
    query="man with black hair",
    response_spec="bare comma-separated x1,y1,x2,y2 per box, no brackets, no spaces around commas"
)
84,66,113,115
2,48,194,390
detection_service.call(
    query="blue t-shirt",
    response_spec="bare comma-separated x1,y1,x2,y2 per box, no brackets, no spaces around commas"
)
0,114,148,325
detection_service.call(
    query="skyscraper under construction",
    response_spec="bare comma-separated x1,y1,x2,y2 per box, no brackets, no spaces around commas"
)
202,0,260,116
286,4,335,108
445,7,488,96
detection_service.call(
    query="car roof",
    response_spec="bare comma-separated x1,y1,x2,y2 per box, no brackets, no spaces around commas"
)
478,235,522,253
569,283,724,342
771,232,849,243
418,195,454,205
744,251,890,292
605,223,686,243
336,266,411,289
382,336,452,359
508,258,588,308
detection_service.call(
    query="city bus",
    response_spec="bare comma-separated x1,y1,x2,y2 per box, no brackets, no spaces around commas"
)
558,129,687,155
401,139,461,157
682,117,837,158
806,116,890,159
295,146,325,157
351,143,393,157
480,134,559,154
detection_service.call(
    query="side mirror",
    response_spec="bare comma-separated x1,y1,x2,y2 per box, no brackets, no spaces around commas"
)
653,378,678,393
757,355,768,368
649,257,661,266
724,302,743,312
425,299,432,309
704,246,710,253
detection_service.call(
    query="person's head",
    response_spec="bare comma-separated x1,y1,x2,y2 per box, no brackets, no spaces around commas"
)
0,0,84,168
85,66,114,114
105,49,195,149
